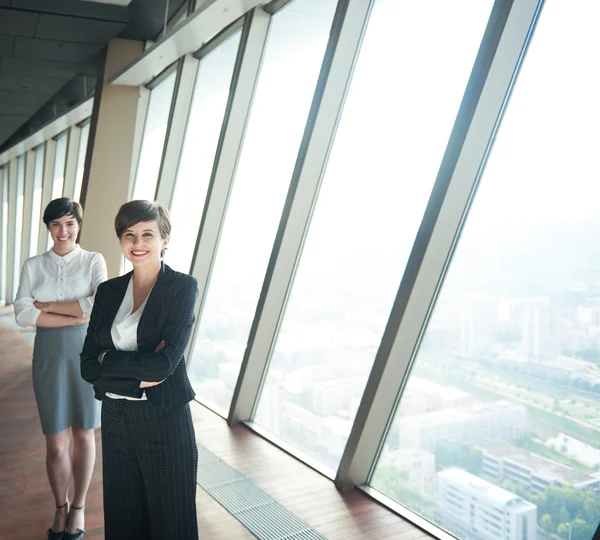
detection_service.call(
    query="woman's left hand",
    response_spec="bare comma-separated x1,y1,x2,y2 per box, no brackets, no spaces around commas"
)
34,301,53,312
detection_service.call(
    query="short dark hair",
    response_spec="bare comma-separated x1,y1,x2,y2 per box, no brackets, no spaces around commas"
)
114,200,171,240
43,198,83,228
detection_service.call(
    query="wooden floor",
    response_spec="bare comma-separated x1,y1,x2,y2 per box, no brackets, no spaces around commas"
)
0,311,433,540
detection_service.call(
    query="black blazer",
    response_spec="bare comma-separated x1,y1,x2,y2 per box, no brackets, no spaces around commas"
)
81,263,197,408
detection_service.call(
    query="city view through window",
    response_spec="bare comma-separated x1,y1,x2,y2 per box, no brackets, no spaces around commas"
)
184,1,600,537
370,2,600,539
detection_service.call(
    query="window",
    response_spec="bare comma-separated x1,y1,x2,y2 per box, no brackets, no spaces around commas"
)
47,133,68,250
132,70,177,202
1,167,8,301
73,123,90,203
29,145,45,257
167,31,242,273
187,0,339,413
371,2,600,540
52,132,68,200
13,154,25,294
253,0,493,470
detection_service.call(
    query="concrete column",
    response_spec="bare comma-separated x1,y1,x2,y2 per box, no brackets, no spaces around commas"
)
79,38,146,278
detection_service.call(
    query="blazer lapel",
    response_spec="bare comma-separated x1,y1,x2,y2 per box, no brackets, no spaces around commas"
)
104,273,131,349
137,263,177,348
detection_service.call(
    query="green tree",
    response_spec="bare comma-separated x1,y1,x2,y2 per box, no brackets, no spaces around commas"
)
572,517,595,540
540,513,554,533
583,495,600,525
557,523,569,539
371,466,429,513
557,506,570,524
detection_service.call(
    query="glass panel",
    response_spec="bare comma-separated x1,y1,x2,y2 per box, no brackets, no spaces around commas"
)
29,145,45,257
73,123,90,203
13,154,25,294
187,0,338,413
47,133,68,250
372,3,600,540
132,71,177,202
1,167,8,301
52,132,68,200
168,31,241,274
253,0,493,470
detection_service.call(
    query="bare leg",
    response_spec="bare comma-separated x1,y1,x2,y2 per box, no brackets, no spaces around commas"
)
67,427,96,533
45,430,72,532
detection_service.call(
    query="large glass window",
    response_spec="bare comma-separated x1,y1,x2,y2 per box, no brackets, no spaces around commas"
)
187,0,338,413
1,167,8,301
13,154,25,294
372,3,600,540
253,0,493,470
131,71,177,202
167,31,242,273
52,132,68,200
47,133,68,250
73,123,90,203
29,145,45,258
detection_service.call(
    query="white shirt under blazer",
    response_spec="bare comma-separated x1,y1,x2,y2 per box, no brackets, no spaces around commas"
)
14,245,107,328
106,277,152,401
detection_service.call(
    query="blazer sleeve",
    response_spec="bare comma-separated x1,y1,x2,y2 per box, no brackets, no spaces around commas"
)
99,276,198,382
80,282,143,398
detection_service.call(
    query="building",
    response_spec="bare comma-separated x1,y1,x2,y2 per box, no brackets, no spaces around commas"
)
437,468,537,540
480,442,600,494
460,293,499,357
520,298,560,364
397,401,527,452
379,448,436,496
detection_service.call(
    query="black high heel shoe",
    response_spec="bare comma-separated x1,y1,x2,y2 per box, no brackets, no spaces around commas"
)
63,504,85,540
47,501,69,540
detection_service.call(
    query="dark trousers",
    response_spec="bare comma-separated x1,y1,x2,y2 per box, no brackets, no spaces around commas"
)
101,397,199,540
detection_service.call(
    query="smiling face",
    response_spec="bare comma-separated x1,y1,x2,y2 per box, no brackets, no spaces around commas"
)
120,220,169,267
48,214,80,255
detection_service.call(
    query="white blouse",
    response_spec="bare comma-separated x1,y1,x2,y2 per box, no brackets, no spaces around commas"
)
14,245,107,328
106,277,152,401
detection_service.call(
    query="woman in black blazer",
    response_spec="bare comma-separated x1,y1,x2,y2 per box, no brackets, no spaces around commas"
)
81,200,199,540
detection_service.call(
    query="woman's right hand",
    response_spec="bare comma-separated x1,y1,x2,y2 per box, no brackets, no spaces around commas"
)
140,379,165,388
69,316,90,326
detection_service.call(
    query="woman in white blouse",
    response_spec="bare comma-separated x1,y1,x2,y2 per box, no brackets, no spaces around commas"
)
14,198,107,540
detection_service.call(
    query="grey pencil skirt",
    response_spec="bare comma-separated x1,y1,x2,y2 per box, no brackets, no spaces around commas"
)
33,325,100,435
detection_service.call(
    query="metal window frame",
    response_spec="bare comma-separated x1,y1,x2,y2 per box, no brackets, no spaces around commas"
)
7,156,24,302
73,124,90,204
194,18,245,62
38,138,56,255
5,160,17,302
185,7,271,377
62,126,82,201
20,150,35,267
263,0,295,16
0,167,8,302
145,61,180,91
155,54,200,207
333,0,545,498
128,62,178,202
51,130,70,200
28,144,45,257
227,0,373,425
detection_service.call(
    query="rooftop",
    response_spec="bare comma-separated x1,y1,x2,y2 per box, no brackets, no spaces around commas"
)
479,442,593,485
439,468,537,509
